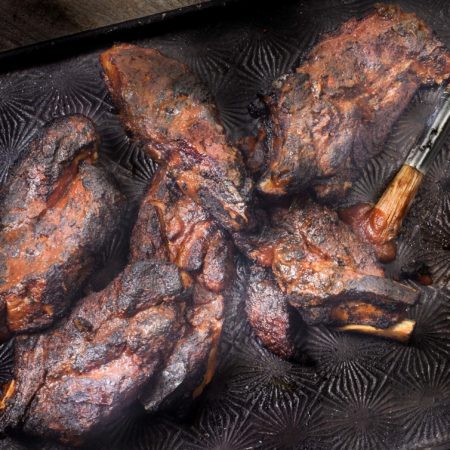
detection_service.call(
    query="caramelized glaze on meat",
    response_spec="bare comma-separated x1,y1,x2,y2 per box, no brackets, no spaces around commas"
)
0,116,126,341
258,5,450,201
100,44,253,232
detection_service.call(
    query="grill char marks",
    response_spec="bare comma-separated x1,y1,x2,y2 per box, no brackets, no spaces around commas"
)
0,115,127,341
101,44,253,232
258,4,450,201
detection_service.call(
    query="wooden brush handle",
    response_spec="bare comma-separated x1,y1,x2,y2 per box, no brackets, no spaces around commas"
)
370,165,424,243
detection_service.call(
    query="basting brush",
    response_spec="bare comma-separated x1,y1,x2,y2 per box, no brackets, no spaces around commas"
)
339,86,450,341
342,85,450,263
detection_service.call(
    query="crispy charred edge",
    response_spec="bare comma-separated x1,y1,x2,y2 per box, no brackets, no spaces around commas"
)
0,115,99,205
259,3,450,199
5,260,186,445
245,264,300,359
287,271,420,338
192,326,221,400
100,44,218,159
332,273,418,305
99,46,127,112
236,204,418,340
330,282,450,343
33,125,98,218
171,266,228,402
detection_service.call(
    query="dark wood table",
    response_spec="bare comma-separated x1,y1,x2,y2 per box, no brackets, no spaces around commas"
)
0,0,205,52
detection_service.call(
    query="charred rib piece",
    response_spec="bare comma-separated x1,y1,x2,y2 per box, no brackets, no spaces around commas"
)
138,168,232,411
100,44,253,232
1,260,186,445
235,200,419,354
258,5,450,201
0,116,126,341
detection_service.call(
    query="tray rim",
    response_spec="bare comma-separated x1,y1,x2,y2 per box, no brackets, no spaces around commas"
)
0,0,243,73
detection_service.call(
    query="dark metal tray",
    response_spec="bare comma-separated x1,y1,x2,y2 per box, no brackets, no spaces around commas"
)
0,1,449,449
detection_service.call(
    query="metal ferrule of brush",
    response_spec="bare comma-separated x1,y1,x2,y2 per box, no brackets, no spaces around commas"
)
405,90,450,174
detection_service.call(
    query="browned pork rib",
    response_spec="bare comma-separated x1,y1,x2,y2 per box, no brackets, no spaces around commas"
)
138,168,232,411
0,168,231,444
235,200,419,355
258,4,450,202
100,44,253,232
0,116,126,341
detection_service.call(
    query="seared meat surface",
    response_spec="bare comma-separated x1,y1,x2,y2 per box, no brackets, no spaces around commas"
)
258,5,450,201
0,116,126,341
101,44,253,232
235,200,419,351
135,168,233,294
138,168,231,411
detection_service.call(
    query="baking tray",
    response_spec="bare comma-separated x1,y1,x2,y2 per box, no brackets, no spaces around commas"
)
0,0,449,449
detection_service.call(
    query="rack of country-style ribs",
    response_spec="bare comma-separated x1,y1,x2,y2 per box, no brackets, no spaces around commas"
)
1,3,450,446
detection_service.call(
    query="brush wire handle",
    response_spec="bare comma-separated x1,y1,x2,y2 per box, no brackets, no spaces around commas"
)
372,88,450,245
405,92,450,174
